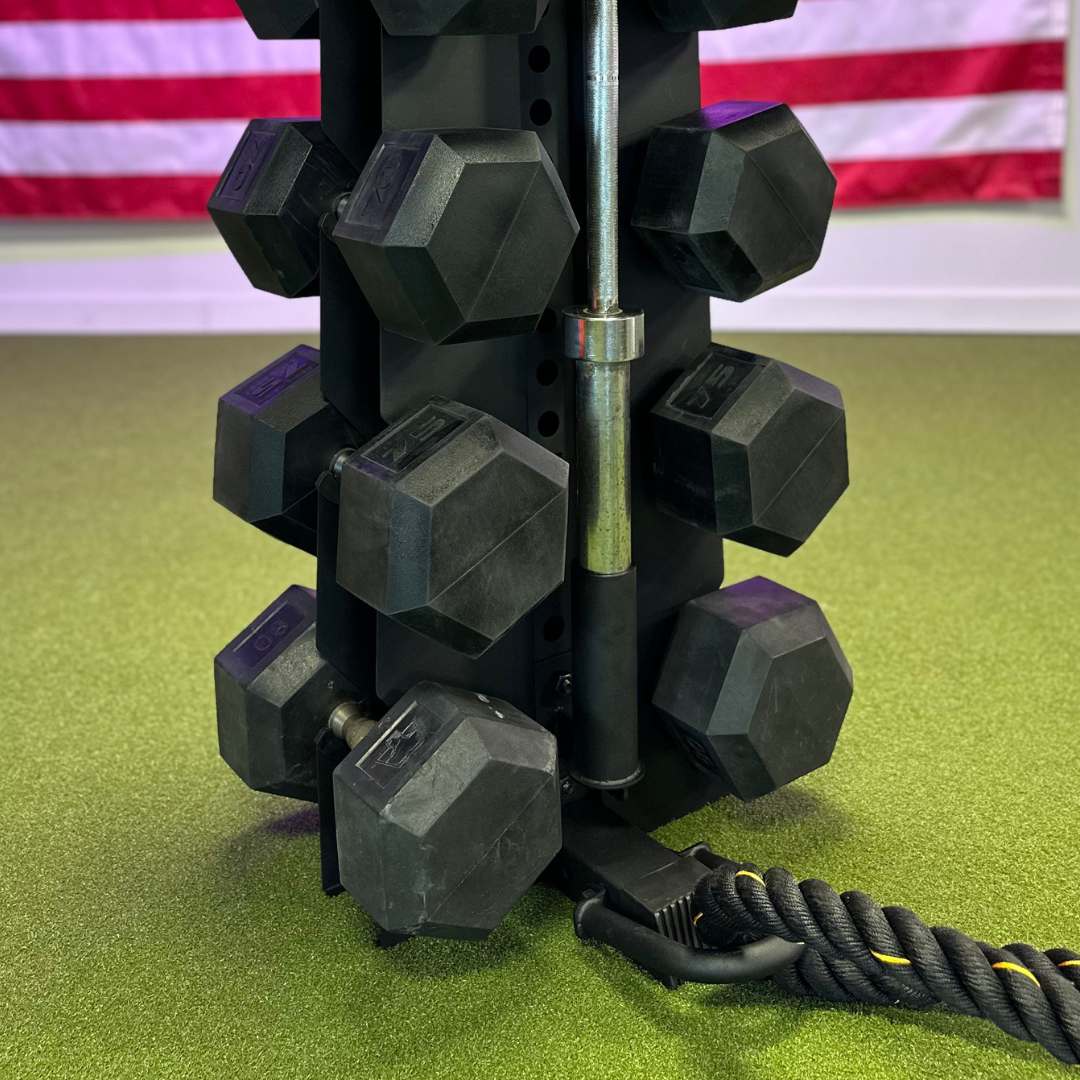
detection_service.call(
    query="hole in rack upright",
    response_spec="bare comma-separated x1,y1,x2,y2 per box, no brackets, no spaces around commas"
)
530,99,553,127
529,45,552,73
536,359,559,386
538,412,560,438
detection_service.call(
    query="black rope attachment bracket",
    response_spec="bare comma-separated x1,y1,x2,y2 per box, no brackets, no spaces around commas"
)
557,802,801,989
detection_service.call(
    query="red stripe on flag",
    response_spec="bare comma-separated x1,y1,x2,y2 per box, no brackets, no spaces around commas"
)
0,0,241,19
0,74,320,122
701,41,1066,107
833,150,1061,208
0,174,218,217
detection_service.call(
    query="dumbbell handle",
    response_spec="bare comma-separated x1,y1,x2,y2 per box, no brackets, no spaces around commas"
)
329,447,356,479
328,701,376,750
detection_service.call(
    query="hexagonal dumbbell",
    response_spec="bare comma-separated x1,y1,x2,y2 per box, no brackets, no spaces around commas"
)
333,128,578,343
209,119,578,343
235,0,318,38
209,120,355,298
214,585,358,800
213,345,351,554
336,397,570,657
214,589,562,939
647,0,796,32
653,577,853,800
632,102,835,303
369,0,546,35
333,682,561,939
213,348,569,657
650,343,848,555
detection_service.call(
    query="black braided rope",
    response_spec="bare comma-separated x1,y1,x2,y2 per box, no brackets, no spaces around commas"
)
693,860,1080,1065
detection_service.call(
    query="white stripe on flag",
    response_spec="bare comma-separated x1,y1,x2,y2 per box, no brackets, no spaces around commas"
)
794,91,1067,163
0,92,1063,180
0,119,246,175
699,0,1069,63
0,18,320,79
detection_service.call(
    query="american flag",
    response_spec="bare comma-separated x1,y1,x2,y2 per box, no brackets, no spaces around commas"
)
0,0,1068,218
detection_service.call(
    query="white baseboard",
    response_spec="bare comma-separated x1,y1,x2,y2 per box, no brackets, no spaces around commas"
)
711,289,1080,336
0,294,319,335
0,250,1077,336
0,251,318,335
2,290,1075,336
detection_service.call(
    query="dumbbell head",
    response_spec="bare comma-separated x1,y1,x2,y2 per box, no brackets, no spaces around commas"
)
235,0,318,38
213,346,350,553
209,119,357,298
214,586,362,801
648,0,796,32
653,577,853,800
337,399,569,657
333,129,578,344
370,0,546,35
651,343,847,555
334,682,561,939
632,102,835,303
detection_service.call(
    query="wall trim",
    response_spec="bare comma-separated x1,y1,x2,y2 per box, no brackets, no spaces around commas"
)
711,289,1080,336
0,288,1075,336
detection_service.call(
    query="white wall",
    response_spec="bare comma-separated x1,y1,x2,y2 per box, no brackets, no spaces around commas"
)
0,5,1075,337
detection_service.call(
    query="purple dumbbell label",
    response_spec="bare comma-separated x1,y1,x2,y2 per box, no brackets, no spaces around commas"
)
223,346,319,416
218,587,313,681
669,348,762,420
362,403,464,475
339,134,427,242
701,101,777,130
211,124,279,211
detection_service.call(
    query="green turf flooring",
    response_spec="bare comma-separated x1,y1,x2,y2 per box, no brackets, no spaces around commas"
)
2,333,1079,1079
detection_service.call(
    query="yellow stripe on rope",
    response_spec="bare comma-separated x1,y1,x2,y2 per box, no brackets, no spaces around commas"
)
1058,960,1080,969
992,961,1041,988
870,950,913,967
735,870,766,887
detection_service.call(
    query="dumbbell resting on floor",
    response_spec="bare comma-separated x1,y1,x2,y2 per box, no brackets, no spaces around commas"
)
214,347,570,657
215,587,562,939
209,119,578,345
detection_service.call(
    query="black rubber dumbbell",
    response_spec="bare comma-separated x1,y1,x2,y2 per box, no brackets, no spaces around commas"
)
633,102,835,304
210,120,578,344
653,576,853,800
214,348,570,657
647,0,797,32
370,0,546,35
650,343,848,555
235,0,318,38
215,587,562,939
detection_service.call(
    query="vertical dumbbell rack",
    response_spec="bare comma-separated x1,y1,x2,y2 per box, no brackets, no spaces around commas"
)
202,9,1080,1045
214,0,850,961
313,0,728,834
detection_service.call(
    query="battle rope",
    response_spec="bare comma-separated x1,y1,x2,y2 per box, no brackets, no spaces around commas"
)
693,860,1080,1065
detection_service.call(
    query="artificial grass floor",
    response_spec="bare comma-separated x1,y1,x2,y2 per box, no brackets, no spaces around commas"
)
2,333,1079,1080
